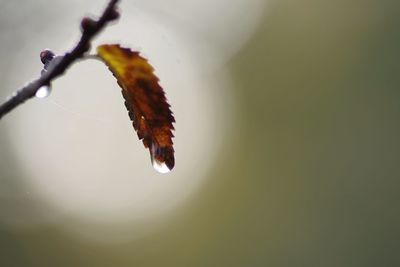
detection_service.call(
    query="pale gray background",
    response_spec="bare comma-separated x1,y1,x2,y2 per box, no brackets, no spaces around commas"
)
0,0,399,266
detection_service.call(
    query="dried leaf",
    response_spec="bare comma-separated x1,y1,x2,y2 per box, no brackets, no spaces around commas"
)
97,44,175,172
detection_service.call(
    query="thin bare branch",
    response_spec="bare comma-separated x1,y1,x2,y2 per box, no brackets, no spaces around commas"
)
0,0,120,119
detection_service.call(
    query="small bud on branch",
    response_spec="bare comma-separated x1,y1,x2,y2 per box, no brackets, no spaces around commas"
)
40,49,55,65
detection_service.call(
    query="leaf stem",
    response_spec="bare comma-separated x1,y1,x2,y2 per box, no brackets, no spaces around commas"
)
82,54,102,61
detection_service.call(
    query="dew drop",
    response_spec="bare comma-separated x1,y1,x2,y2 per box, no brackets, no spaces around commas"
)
35,85,51,99
151,155,171,174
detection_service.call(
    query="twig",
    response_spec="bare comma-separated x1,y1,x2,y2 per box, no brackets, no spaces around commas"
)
0,0,120,119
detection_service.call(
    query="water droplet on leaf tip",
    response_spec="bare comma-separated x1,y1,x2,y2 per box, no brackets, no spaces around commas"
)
151,155,171,174
35,85,51,99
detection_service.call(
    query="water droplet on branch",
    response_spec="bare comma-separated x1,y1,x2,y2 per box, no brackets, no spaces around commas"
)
35,85,51,99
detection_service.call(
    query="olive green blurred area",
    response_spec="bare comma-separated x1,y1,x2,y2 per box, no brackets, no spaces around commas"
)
1,0,400,266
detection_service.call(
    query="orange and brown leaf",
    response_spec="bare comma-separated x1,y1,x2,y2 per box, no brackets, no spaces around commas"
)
97,44,175,171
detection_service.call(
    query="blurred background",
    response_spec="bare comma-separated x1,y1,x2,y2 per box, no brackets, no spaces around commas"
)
0,0,399,266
